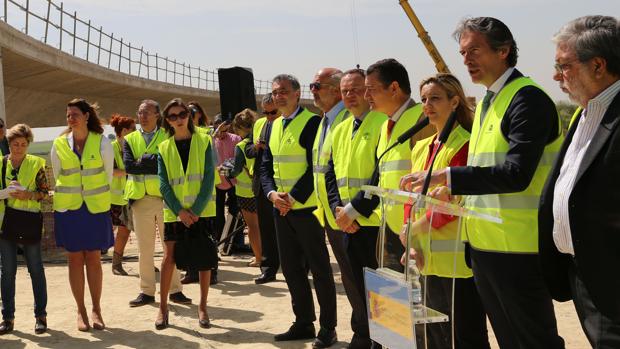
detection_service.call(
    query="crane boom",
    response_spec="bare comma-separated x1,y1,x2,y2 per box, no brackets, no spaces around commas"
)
398,0,450,74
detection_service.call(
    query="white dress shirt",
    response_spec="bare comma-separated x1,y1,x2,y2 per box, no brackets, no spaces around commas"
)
552,79,620,255
51,131,114,186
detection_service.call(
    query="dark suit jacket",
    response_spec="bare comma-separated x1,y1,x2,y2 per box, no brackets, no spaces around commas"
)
245,120,271,196
539,87,620,321
451,69,559,195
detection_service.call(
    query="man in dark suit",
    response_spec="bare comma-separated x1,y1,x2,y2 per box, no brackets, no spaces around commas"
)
245,93,280,284
261,74,338,348
539,16,620,348
403,17,565,348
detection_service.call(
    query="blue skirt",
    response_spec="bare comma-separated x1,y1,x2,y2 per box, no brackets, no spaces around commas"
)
54,204,114,252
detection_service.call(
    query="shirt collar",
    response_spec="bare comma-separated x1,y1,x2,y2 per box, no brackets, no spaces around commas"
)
391,98,414,122
585,79,620,115
140,126,158,135
324,101,345,125
355,110,370,122
282,106,301,120
487,67,515,97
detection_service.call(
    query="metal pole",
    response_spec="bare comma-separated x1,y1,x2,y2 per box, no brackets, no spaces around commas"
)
118,38,123,71
155,53,158,81
128,42,131,75
59,2,63,50
138,46,143,77
173,59,176,84
145,50,149,79
165,57,168,83
72,10,76,55
107,32,113,69
25,0,29,35
188,65,192,88
182,63,185,86
97,26,102,65
3,0,7,22
86,19,91,61
44,0,51,43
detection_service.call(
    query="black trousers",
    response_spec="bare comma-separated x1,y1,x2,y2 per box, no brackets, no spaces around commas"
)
569,260,620,348
470,249,564,349
256,188,279,276
326,223,378,340
417,275,490,349
274,208,337,329
382,226,404,273
215,187,239,242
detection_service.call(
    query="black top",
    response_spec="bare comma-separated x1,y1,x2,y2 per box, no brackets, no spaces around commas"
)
175,138,192,173
450,69,560,195
260,108,321,205
123,139,158,175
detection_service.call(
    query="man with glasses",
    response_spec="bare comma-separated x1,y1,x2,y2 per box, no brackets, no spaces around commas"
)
539,16,620,347
261,74,337,348
403,17,565,348
123,99,191,307
245,93,280,284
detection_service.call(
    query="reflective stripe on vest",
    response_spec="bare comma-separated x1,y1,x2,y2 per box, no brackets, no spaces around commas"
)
376,103,424,232
123,128,167,200
53,132,111,213
312,108,350,227
111,140,128,206
269,108,318,210
6,154,46,213
410,126,472,278
331,111,388,227
159,132,218,222
463,77,564,253
235,137,255,198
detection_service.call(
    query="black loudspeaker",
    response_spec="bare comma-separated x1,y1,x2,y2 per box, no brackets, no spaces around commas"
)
218,67,257,121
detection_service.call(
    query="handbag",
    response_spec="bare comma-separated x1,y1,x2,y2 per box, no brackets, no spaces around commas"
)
0,156,43,244
174,219,219,271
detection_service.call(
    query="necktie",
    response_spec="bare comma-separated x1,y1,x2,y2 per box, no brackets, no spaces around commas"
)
480,90,495,124
352,118,362,138
387,119,396,139
282,118,292,130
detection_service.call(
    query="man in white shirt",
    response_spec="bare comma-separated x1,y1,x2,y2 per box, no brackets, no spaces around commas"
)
539,15,620,348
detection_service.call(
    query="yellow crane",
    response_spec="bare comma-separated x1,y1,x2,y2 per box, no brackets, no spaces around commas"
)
398,0,451,74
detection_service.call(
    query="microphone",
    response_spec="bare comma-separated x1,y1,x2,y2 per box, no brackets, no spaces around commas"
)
396,117,430,144
420,110,457,196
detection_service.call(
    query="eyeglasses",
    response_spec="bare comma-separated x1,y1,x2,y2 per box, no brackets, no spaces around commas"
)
554,59,580,74
309,82,334,91
166,111,189,121
263,110,278,116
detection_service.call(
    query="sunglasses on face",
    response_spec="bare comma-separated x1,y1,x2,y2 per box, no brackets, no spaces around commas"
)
263,110,278,116
309,82,333,91
166,111,189,121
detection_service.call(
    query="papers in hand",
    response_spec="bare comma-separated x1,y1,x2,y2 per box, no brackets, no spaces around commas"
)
0,184,26,200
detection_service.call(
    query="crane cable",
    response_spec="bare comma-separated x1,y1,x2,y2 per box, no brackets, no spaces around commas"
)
350,0,360,68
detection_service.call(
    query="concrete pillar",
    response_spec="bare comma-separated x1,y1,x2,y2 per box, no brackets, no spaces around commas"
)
0,49,5,125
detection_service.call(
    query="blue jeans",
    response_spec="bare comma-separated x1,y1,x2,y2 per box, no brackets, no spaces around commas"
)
0,238,48,320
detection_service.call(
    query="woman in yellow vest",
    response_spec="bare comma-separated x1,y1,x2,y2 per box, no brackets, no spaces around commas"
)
228,109,262,267
156,98,217,330
108,114,136,276
402,74,489,348
0,124,50,335
51,98,114,332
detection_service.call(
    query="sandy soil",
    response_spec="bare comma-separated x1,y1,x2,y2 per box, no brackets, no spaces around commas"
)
2,239,589,349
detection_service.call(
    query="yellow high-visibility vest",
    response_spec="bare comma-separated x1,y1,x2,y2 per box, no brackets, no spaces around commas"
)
235,137,255,198
376,103,424,233
410,126,472,278
312,108,350,227
123,128,167,200
53,132,111,213
463,77,563,253
6,154,46,213
110,140,127,206
331,111,388,227
268,108,317,210
158,132,219,222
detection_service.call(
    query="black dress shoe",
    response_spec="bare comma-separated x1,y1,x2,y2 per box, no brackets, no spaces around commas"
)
35,317,47,334
129,293,155,307
169,292,192,304
199,318,211,329
274,323,316,341
254,273,276,284
0,320,14,335
155,311,169,330
347,333,373,349
210,272,218,285
313,328,337,348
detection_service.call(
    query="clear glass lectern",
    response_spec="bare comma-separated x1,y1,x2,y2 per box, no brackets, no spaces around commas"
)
361,185,501,349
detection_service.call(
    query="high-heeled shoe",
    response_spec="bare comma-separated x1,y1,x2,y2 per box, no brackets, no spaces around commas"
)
155,311,169,330
198,307,211,329
35,317,47,334
77,311,90,332
92,310,105,330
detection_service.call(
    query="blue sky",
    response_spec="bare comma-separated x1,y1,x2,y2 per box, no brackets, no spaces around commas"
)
12,0,620,102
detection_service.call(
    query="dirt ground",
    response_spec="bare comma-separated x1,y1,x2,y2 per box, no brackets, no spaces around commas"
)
1,238,589,349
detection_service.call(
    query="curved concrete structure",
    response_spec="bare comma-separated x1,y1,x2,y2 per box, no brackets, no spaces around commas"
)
0,21,222,127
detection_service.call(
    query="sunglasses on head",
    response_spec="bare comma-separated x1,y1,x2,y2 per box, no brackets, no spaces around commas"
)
166,111,189,121
263,110,278,116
